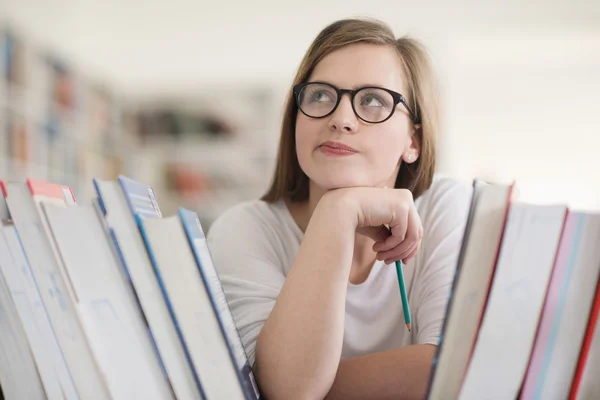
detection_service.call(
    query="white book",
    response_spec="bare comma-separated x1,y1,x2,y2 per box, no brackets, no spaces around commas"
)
521,212,600,400
0,230,47,400
94,177,203,400
459,203,567,400
4,180,110,400
179,208,260,399
427,181,515,400
0,222,64,400
42,203,175,400
0,270,23,400
138,211,247,400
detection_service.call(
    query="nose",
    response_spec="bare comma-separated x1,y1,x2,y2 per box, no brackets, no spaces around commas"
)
328,94,358,133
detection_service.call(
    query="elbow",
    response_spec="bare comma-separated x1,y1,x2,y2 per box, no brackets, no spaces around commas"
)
256,378,331,400
254,344,335,400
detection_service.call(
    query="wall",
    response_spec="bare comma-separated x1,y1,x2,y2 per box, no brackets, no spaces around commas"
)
3,0,600,209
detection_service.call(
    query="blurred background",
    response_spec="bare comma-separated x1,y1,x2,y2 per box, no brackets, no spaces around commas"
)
0,0,599,229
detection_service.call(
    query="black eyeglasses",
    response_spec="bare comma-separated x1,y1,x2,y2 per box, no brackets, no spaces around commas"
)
293,81,419,124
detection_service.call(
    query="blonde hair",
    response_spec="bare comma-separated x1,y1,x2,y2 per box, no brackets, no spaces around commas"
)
262,17,439,202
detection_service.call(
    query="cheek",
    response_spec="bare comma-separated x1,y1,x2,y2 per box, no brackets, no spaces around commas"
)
294,116,319,165
367,130,405,168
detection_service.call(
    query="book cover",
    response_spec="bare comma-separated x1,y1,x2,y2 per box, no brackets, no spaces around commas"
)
427,180,514,400
179,208,261,400
521,212,600,399
94,176,204,400
459,203,567,399
43,203,175,400
4,179,108,400
137,212,247,400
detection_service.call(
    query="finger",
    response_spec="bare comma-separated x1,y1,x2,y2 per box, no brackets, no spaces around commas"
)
372,205,409,252
359,225,392,244
402,240,421,263
377,239,417,264
402,224,423,261
372,226,392,252
400,239,421,262
377,203,421,258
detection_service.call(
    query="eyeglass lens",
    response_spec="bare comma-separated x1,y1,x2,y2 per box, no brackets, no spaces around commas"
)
297,83,395,123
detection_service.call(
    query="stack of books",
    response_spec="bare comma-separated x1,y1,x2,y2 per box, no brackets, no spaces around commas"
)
1,175,599,399
0,176,260,400
426,181,600,400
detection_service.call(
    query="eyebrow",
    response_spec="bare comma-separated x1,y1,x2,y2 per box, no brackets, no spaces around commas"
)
311,80,389,90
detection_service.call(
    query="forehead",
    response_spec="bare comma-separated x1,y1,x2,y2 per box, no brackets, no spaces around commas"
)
310,43,407,93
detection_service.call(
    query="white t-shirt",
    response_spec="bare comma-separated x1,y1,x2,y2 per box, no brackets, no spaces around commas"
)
206,177,472,366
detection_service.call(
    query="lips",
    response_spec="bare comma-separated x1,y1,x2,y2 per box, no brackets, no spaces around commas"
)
319,141,357,154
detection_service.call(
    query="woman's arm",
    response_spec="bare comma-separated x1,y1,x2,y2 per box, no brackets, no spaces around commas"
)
255,188,423,400
254,195,357,400
325,344,436,400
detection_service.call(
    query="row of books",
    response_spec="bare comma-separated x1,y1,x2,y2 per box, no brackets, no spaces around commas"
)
426,181,600,400
2,174,599,400
0,176,261,399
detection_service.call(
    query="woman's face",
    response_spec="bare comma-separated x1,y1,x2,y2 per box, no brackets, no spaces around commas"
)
295,43,420,194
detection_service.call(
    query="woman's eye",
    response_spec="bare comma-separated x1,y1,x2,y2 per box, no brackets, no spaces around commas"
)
310,90,334,102
361,95,384,107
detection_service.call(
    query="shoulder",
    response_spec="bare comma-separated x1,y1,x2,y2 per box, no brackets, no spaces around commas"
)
415,175,473,244
206,199,300,266
208,199,286,243
209,200,279,232
416,175,473,220
416,175,473,208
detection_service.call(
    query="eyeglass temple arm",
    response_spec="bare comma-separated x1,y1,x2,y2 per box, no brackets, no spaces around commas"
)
399,96,419,124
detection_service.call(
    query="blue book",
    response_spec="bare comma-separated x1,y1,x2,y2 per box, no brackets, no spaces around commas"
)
94,176,205,400
137,207,261,400
179,208,261,400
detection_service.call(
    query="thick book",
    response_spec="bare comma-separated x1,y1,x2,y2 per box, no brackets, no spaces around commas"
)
459,203,567,399
137,208,251,400
42,202,175,400
426,180,515,400
94,176,204,400
3,179,108,400
520,211,600,400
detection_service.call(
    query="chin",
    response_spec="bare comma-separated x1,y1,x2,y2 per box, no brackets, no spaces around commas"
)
312,174,373,190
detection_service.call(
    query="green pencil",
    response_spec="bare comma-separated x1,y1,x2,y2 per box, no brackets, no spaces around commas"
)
395,260,411,331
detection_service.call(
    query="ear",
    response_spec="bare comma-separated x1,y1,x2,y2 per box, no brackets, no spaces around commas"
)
402,124,422,164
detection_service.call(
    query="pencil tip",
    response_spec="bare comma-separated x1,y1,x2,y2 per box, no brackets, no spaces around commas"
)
406,323,411,332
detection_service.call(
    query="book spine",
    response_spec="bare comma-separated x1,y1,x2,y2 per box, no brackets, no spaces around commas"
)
135,214,207,400
520,211,577,398
568,276,600,400
92,180,107,216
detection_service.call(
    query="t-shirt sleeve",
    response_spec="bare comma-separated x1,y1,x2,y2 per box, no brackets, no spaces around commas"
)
206,203,286,366
412,178,473,346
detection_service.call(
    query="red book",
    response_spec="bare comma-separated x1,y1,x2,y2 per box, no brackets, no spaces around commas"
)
569,277,600,400
26,179,76,204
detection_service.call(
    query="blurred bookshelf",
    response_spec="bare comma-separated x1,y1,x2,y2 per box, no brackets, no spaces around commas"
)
0,22,130,204
125,85,280,229
1,20,282,230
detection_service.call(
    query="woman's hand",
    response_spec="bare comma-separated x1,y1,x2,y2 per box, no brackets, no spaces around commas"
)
322,187,423,264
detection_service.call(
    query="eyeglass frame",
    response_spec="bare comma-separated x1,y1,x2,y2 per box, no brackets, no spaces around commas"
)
292,81,420,125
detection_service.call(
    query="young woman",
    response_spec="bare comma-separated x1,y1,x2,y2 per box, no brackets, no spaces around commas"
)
207,18,472,400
